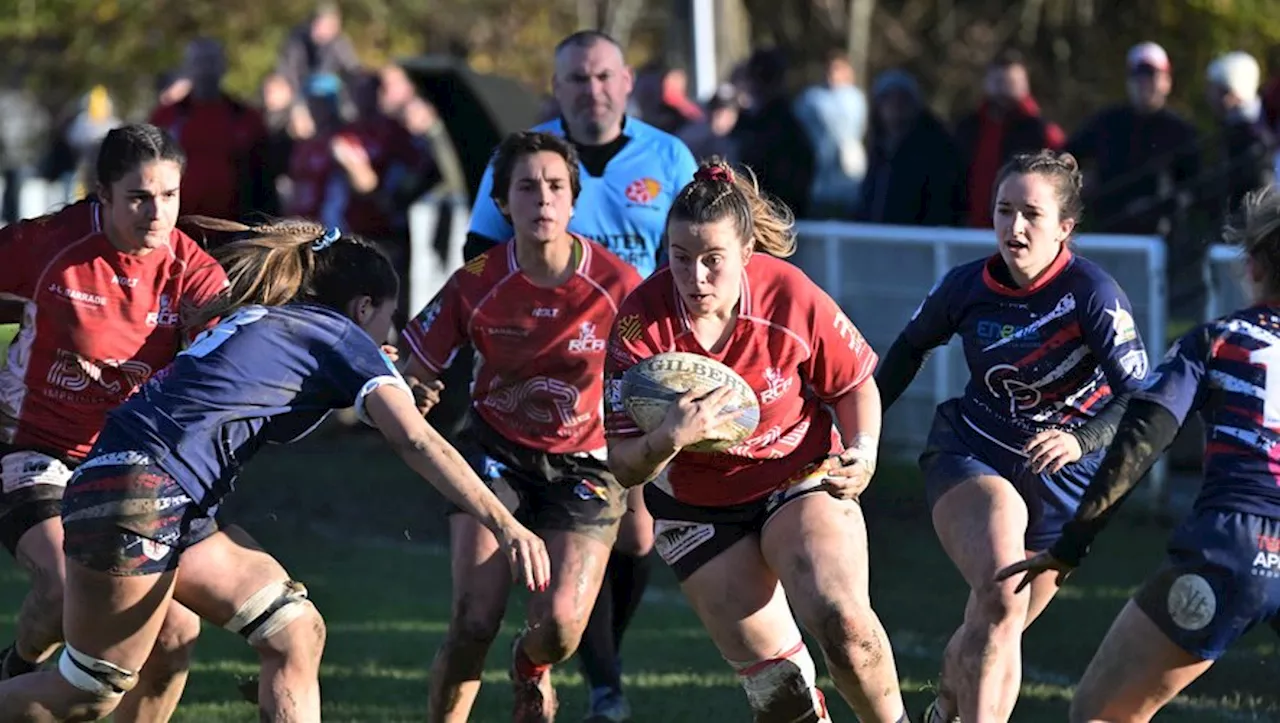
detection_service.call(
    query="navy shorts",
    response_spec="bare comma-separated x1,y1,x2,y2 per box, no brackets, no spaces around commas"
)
1132,509,1280,660
919,399,1102,551
61,458,219,576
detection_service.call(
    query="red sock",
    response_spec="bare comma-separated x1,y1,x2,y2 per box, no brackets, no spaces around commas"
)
513,640,550,680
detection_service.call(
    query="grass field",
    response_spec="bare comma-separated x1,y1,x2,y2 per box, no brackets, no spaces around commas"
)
0,430,1276,722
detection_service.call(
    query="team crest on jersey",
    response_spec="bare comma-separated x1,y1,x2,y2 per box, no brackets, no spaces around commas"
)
617,314,643,342
759,367,794,405
1253,534,1280,578
568,322,607,353
147,294,180,327
463,255,487,276
624,177,662,206
1119,348,1149,380
983,363,1042,414
1105,300,1138,345
573,479,609,503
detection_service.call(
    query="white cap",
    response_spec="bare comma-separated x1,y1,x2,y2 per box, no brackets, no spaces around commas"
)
1127,42,1170,72
1207,51,1261,100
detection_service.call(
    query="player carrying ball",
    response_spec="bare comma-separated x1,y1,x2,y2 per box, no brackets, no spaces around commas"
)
604,159,911,723
999,187,1280,722
0,220,549,723
876,150,1150,723
402,131,641,723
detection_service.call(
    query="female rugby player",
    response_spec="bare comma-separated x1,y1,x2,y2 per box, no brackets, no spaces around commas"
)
402,131,640,723
0,124,227,722
876,150,1150,723
604,159,910,723
0,220,550,723
999,187,1280,722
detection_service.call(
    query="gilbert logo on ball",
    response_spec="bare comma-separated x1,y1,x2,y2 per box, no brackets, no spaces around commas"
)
621,351,761,453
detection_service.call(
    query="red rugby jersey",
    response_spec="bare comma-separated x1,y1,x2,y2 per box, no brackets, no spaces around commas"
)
604,254,878,507
403,238,641,455
0,200,229,460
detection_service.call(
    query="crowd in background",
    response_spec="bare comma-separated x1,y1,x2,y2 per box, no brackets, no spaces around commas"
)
2,3,1278,331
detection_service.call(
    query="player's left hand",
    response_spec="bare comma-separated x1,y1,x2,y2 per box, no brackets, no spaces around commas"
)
1024,429,1083,474
994,551,1075,593
819,450,876,501
380,345,400,364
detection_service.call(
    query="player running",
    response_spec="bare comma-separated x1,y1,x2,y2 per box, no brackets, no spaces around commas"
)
0,124,228,722
0,220,550,723
998,187,1280,722
604,159,910,723
403,131,640,723
464,34,699,720
875,150,1150,723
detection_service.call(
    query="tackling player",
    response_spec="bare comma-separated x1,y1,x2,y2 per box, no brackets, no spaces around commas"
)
0,124,228,722
998,187,1280,722
604,160,911,723
0,219,550,723
403,131,640,723
464,30,698,722
876,150,1150,723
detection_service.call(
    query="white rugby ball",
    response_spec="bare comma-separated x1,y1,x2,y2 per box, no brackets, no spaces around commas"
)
621,351,761,453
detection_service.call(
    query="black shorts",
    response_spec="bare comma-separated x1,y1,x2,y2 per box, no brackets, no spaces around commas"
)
644,459,832,582
61,458,219,577
448,413,625,545
0,443,79,555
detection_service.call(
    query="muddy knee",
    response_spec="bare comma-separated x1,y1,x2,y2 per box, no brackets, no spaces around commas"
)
225,580,325,666
524,615,585,665
810,600,886,675
972,578,1026,629
729,641,831,723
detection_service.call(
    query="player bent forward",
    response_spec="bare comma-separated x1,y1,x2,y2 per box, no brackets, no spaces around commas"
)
0,221,549,723
604,160,911,722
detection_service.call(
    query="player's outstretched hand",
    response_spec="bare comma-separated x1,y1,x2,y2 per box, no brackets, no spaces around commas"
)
819,450,876,500
659,386,742,450
497,523,551,593
408,378,445,416
1024,429,1083,474
994,551,1074,593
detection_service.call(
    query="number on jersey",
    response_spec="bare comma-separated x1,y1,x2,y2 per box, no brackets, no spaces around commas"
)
182,307,269,359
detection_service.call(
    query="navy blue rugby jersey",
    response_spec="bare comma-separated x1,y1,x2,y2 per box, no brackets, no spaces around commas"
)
903,250,1150,450
90,303,409,505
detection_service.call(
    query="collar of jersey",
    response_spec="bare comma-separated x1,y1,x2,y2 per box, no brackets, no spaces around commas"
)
982,246,1073,298
504,234,590,278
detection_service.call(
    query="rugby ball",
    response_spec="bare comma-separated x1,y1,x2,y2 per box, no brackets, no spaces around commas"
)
621,351,760,453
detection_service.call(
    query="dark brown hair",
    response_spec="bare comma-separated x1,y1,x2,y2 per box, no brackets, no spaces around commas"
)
994,149,1085,225
489,131,582,212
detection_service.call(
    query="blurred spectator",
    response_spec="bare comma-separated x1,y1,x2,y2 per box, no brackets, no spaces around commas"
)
858,70,964,227
377,64,418,120
678,84,740,163
401,95,467,197
955,49,1065,228
633,63,702,135
261,72,299,213
1204,51,1274,221
1068,42,1200,236
276,2,360,106
332,71,437,244
150,38,273,220
794,50,868,219
61,86,121,197
731,48,815,216
284,73,344,225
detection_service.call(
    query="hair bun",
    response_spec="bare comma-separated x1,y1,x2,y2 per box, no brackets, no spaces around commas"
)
1056,151,1080,174
694,163,735,184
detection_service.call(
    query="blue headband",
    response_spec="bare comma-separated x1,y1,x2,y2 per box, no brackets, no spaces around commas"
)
312,227,341,252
